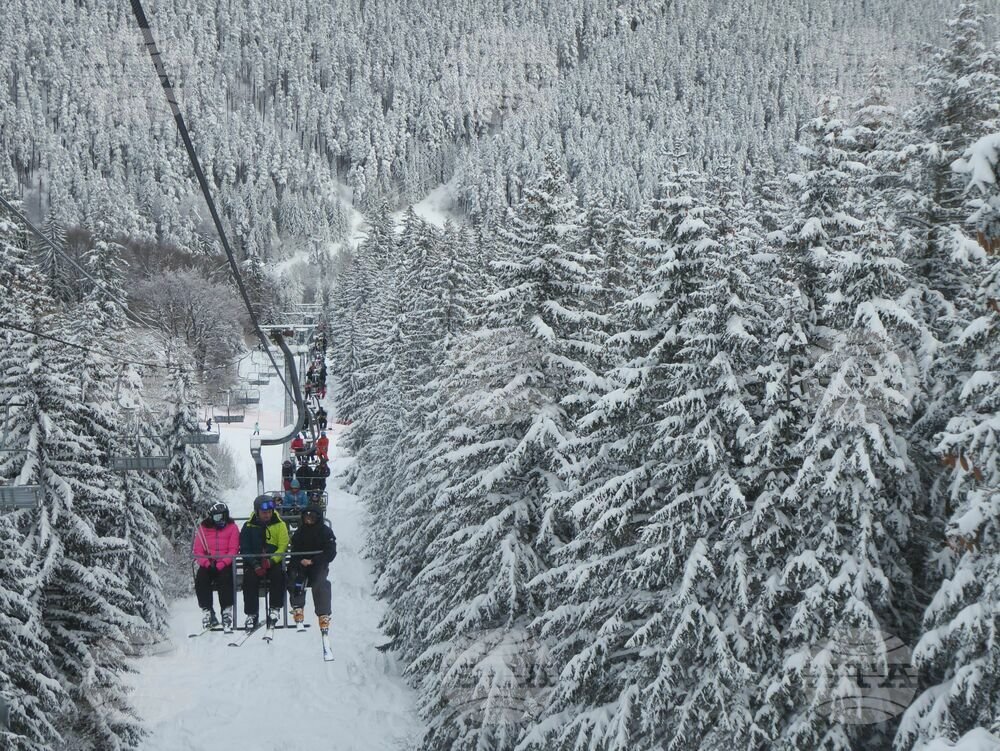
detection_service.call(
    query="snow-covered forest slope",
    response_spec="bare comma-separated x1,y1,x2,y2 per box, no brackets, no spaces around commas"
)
0,0,963,251
1,1,1000,751
327,5,1000,751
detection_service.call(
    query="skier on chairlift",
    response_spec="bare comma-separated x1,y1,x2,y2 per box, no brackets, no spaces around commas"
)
283,478,309,510
192,502,239,632
287,503,336,634
239,495,289,630
316,431,330,462
281,458,295,491
315,458,330,492
295,460,316,491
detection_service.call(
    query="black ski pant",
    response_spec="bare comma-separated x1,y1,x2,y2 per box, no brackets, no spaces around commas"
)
288,564,331,616
195,565,235,612
242,564,285,616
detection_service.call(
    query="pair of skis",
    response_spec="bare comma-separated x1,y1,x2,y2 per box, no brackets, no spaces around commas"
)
218,620,333,660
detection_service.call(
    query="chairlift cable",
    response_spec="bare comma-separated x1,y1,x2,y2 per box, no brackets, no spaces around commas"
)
0,319,253,373
128,0,293,404
0,193,163,332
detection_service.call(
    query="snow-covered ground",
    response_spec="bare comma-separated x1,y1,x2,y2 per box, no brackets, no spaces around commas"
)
130,355,422,750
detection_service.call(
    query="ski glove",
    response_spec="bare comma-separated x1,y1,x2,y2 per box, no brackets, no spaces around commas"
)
254,558,271,577
199,560,212,568
216,560,229,571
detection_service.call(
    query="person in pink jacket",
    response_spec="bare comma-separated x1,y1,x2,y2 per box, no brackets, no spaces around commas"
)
192,501,240,632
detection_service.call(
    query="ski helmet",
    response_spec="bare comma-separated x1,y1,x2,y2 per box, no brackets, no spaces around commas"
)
208,502,229,527
302,504,323,524
254,495,277,514
290,478,300,489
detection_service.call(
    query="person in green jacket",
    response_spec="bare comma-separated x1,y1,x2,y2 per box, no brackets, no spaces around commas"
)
239,495,290,630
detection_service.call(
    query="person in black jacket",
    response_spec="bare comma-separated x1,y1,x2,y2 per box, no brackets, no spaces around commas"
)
314,458,331,492
286,504,337,634
295,461,315,492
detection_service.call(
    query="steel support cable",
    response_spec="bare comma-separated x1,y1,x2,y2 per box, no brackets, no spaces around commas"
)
127,0,294,405
0,193,161,332
0,319,252,372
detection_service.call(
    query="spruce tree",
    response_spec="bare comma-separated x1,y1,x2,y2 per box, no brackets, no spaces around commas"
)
897,133,1000,751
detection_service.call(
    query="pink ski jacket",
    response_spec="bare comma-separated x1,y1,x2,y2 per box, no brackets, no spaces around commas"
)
193,521,240,568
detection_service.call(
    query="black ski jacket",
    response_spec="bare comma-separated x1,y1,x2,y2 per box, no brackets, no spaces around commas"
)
288,519,336,570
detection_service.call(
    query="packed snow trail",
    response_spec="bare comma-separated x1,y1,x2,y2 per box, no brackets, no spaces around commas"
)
130,354,421,750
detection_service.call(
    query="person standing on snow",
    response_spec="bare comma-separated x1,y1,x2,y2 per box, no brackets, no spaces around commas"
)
192,502,239,632
287,504,337,634
239,495,289,630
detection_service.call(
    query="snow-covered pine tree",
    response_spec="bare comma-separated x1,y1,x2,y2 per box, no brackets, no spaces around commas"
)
161,363,218,545
523,168,742,751
897,1,1000,524
404,159,592,750
0,312,143,749
375,222,485,656
0,198,69,751
765,103,922,748
32,208,74,303
896,133,1000,751
74,239,170,641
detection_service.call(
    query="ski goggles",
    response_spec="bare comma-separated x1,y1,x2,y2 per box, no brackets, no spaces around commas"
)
258,500,276,512
211,512,226,523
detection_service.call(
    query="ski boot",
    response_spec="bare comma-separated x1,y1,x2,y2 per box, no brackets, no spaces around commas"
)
244,614,258,631
292,607,304,624
318,614,331,636
266,608,281,628
201,609,214,630
221,610,233,634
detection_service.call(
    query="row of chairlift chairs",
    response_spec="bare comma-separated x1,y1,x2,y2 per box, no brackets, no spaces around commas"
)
0,369,275,510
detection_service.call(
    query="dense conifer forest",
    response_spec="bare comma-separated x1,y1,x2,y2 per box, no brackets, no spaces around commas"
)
1,1,999,750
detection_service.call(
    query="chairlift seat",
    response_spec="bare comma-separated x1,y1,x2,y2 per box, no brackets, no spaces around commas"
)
0,484,42,511
110,455,172,472
178,432,221,445
212,415,246,424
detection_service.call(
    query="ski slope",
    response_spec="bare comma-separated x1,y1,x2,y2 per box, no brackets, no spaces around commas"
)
130,355,422,750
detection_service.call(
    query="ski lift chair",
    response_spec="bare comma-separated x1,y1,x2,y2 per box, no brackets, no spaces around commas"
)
110,408,171,472
0,408,43,512
0,452,42,513
234,389,261,406
213,391,246,424
177,406,221,446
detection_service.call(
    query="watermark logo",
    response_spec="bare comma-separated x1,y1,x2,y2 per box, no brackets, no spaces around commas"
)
803,627,918,724
439,627,553,727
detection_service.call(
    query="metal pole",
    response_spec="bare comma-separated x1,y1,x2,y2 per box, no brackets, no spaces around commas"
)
231,557,238,629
